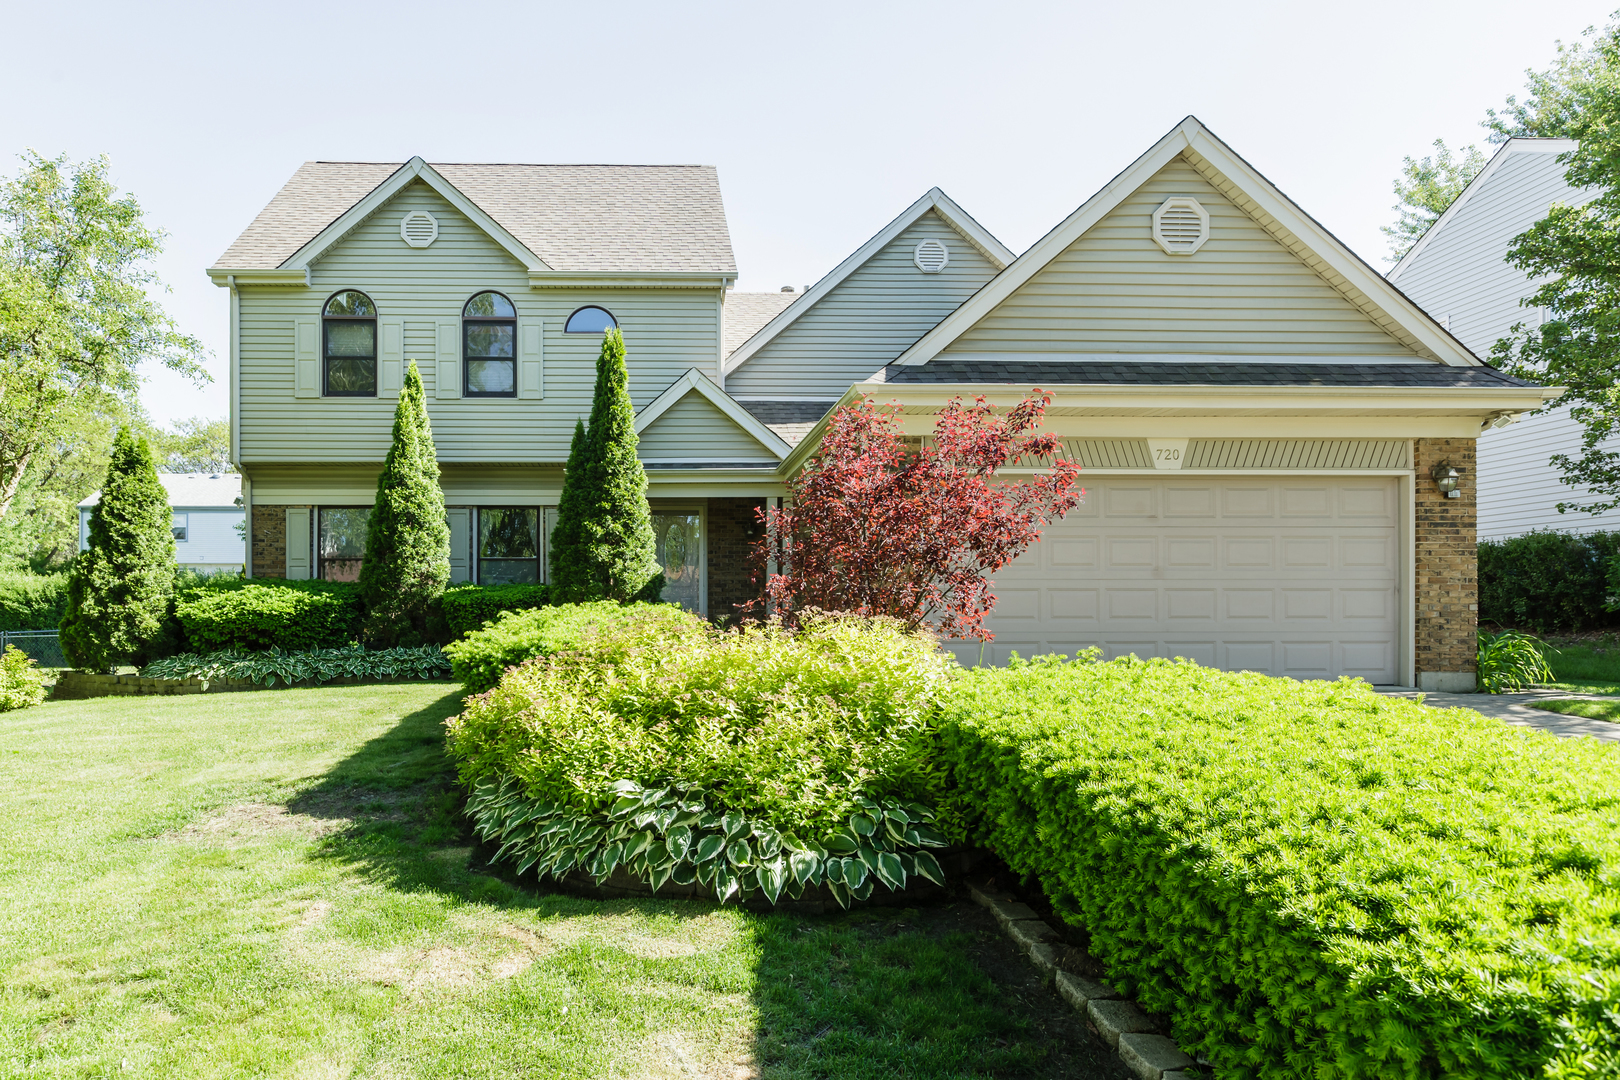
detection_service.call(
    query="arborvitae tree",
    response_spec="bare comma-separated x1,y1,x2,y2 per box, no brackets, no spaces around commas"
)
549,329,662,603
358,361,450,645
60,426,176,671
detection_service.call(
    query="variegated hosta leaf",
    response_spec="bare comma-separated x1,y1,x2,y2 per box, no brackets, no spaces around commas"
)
694,834,726,864
842,857,868,890
826,880,851,910
912,851,946,886
755,828,782,860
671,861,698,886
726,839,752,868
788,849,820,886
849,813,876,838
874,850,905,891
721,812,746,840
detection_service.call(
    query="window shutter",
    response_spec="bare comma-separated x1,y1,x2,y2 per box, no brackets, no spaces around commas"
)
294,317,319,398
447,507,471,583
285,507,311,579
436,320,461,399
519,319,544,399
540,507,553,584
378,317,404,396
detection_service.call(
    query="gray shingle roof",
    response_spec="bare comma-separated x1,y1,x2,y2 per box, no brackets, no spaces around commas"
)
879,361,1542,388
214,162,736,274
724,292,803,358
80,473,242,510
736,399,838,446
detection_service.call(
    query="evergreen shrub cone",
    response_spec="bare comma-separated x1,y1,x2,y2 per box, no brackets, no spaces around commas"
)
358,361,451,645
548,329,662,603
60,427,177,671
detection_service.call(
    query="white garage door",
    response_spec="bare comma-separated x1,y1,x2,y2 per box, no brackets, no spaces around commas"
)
956,476,1400,683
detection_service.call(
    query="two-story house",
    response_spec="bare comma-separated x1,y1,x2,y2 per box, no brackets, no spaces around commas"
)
210,118,1556,691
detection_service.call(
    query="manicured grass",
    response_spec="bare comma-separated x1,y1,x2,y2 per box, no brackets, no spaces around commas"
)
1534,680,1620,696
1545,640,1620,690
0,683,1120,1079
1528,697,1620,722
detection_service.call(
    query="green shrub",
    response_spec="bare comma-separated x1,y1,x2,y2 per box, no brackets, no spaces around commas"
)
441,583,550,639
446,612,952,835
940,654,1620,1079
140,644,450,686
1476,629,1556,692
0,645,48,710
0,572,69,631
1478,529,1620,632
174,581,362,653
441,600,677,693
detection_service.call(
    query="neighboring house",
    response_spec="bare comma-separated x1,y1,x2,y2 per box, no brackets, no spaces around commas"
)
79,473,245,574
1388,138,1607,540
211,118,1555,690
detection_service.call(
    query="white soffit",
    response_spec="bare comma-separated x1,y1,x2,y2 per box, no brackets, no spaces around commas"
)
723,187,1014,376
893,116,1483,368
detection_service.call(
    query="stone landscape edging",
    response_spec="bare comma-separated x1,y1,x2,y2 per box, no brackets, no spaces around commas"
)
968,882,1203,1080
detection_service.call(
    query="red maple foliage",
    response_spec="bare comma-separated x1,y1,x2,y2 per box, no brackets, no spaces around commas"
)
749,392,1082,641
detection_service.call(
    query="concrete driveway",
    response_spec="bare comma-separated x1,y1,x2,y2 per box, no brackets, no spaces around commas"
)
1379,688,1620,743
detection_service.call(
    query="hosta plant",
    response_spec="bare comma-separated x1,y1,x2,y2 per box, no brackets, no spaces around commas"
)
1476,629,1555,693
140,644,451,686
468,777,948,908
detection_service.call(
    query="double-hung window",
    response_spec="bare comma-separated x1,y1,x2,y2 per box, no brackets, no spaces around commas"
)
323,291,377,396
318,506,371,582
464,292,516,396
476,507,540,584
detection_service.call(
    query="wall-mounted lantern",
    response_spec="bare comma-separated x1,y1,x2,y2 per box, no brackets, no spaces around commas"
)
1430,462,1462,499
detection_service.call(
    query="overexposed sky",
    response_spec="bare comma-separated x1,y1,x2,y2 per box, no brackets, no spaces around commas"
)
0,0,1608,426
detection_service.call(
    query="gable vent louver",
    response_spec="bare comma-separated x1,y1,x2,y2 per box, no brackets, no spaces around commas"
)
1151,198,1210,255
399,211,439,248
913,238,949,273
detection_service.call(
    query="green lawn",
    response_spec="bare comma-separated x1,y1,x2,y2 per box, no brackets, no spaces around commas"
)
0,683,1121,1079
1528,697,1620,722
1544,641,1620,695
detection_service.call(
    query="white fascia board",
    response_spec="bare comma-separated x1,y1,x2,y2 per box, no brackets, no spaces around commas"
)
634,368,794,459
207,268,309,287
1389,137,1580,282
894,116,1480,368
529,272,733,290
722,187,1013,376
279,157,549,273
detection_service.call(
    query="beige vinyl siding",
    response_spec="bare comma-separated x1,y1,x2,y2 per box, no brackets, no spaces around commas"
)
637,391,779,461
943,158,1417,358
237,180,722,464
247,464,564,504
726,210,1000,397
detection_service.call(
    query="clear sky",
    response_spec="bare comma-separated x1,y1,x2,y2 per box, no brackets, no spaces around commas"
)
0,0,1608,427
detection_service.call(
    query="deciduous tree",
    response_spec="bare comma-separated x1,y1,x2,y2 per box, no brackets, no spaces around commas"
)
548,330,661,603
59,426,175,670
752,393,1081,641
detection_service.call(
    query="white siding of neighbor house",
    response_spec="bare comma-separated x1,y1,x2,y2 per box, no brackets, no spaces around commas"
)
236,180,723,465
80,507,245,569
1388,142,1615,539
942,158,1418,357
725,210,1002,397
637,390,779,461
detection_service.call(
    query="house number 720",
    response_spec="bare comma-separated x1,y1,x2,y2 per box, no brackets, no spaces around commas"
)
1155,447,1181,462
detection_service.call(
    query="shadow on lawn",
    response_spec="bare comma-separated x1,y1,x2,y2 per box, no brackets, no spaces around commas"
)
284,686,1127,1080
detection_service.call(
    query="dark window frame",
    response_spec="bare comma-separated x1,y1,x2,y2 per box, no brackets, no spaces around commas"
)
564,305,617,334
316,504,371,582
475,506,542,585
321,290,378,398
463,291,518,398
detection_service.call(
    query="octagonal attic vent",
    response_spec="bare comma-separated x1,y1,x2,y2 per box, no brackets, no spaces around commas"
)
1151,198,1209,255
914,238,949,273
400,211,439,248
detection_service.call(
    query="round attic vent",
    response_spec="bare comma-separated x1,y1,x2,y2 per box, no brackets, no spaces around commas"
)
400,211,439,248
914,238,949,274
1152,198,1209,255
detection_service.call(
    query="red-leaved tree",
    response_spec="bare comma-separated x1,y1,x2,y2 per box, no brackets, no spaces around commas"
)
750,392,1082,640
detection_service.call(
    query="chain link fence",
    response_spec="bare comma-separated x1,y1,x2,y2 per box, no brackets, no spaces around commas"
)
1,630,67,670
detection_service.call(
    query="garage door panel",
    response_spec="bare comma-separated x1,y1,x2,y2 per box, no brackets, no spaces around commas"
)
977,477,1400,684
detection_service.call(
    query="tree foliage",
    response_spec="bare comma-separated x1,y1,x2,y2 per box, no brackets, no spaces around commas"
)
148,417,232,474
0,152,205,524
358,361,450,645
59,426,175,670
752,393,1082,641
548,330,661,603
1382,140,1488,262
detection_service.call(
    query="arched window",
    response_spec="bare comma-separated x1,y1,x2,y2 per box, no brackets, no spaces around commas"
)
322,290,377,397
564,305,616,334
463,291,517,397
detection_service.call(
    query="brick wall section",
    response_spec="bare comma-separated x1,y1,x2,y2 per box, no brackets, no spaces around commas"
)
706,498,765,624
250,504,291,579
1414,438,1477,683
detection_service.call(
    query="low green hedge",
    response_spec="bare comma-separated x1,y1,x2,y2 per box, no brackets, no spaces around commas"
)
1478,529,1620,633
174,580,362,653
441,583,550,639
442,601,665,693
140,644,450,686
0,572,69,631
941,655,1620,1079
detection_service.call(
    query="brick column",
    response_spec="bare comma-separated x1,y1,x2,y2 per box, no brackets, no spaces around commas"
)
706,498,765,624
1413,438,1477,691
250,504,294,579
